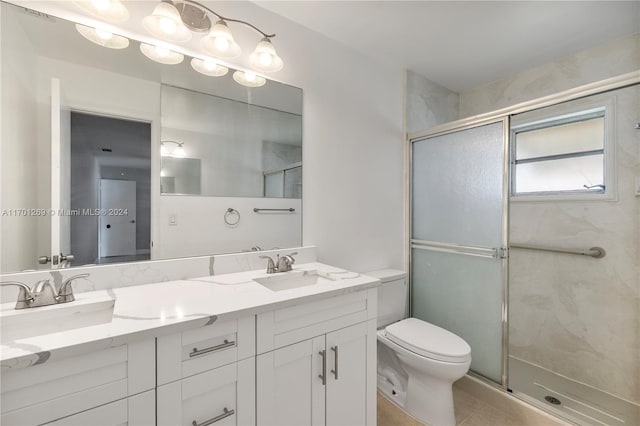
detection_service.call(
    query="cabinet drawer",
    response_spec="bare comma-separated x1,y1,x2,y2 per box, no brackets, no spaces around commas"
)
257,289,376,353
158,358,255,426
44,390,155,426
157,315,255,385
1,339,155,426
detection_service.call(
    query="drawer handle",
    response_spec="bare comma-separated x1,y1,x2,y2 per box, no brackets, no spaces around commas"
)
190,339,236,358
192,407,235,426
318,349,326,385
331,345,339,380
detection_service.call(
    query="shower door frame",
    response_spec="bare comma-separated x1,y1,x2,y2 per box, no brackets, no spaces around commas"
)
405,70,640,393
407,116,511,387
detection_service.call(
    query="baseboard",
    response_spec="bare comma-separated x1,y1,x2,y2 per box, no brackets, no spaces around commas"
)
454,375,573,426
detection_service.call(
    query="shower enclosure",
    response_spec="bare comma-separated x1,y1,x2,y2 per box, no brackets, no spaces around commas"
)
408,74,639,425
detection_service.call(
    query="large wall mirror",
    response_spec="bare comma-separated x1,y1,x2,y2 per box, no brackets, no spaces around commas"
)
0,1,303,274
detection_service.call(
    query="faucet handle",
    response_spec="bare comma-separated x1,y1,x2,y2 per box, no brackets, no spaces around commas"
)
0,282,35,309
57,274,90,303
259,256,277,274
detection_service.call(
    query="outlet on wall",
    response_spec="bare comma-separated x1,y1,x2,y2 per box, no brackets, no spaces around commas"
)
169,214,177,226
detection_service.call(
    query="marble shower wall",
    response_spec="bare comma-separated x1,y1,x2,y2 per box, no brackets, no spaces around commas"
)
405,70,459,134
508,87,639,403
459,34,640,118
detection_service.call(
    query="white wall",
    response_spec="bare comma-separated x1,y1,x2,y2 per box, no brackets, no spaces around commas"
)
0,8,39,272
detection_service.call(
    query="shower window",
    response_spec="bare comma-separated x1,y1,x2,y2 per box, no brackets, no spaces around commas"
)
511,107,611,198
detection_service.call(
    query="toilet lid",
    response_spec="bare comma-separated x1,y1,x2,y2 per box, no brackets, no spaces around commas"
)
385,318,471,363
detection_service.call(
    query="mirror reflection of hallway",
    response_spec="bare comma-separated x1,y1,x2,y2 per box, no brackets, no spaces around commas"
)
70,112,151,266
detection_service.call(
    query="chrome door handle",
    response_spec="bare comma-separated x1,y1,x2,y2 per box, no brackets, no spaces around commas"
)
331,346,339,380
189,339,236,357
191,407,234,426
318,349,326,385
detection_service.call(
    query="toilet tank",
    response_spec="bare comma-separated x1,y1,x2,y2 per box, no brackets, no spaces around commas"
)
366,269,407,329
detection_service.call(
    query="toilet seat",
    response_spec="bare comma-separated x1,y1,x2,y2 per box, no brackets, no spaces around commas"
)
385,318,471,363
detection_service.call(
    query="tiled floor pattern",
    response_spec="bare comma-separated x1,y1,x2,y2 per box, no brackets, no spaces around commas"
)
377,386,537,426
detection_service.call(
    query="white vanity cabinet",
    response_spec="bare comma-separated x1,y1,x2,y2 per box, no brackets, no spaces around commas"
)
0,339,155,426
156,316,256,426
256,289,377,426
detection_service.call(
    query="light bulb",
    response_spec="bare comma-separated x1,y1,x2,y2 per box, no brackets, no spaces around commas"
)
95,29,113,40
190,58,229,77
249,37,283,72
142,2,191,42
161,144,169,156
175,145,185,157
214,37,229,52
75,24,129,49
140,43,184,64
159,17,177,34
73,0,129,22
91,0,110,11
155,46,169,57
258,52,272,66
245,71,256,82
232,70,266,87
204,60,217,71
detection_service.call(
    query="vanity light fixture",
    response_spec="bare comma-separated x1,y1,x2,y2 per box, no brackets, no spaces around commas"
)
191,58,229,77
144,0,283,72
140,43,184,65
161,141,185,157
73,0,130,22
75,24,129,49
233,70,266,88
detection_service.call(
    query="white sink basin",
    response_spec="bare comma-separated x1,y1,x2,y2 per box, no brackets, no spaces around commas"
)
1,295,115,342
254,270,338,292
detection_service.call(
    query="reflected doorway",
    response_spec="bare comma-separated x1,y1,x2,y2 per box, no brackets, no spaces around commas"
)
70,112,151,266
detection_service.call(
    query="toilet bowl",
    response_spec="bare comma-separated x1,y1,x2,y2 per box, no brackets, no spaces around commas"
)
366,270,471,426
378,318,471,426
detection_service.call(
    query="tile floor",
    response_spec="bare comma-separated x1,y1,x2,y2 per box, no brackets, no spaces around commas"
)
377,385,542,426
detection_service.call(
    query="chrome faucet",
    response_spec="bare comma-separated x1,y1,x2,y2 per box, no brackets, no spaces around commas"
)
259,252,298,274
0,274,90,310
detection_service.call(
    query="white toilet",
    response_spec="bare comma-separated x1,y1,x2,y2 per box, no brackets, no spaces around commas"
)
368,270,471,426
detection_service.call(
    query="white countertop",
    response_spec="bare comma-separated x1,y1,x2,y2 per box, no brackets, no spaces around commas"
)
0,263,380,371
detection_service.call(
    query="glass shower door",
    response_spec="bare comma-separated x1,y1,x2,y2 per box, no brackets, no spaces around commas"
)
411,119,508,384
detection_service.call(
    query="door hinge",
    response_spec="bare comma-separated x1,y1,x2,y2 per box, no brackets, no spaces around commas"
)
498,247,509,259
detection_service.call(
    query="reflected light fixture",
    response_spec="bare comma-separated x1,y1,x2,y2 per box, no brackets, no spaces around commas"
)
75,24,129,49
142,1,192,43
73,0,130,22
191,58,229,77
140,43,184,65
161,141,186,157
233,70,266,88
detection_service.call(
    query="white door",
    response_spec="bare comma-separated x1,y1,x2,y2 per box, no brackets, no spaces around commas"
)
257,336,326,426
99,179,136,257
50,78,71,268
325,322,370,426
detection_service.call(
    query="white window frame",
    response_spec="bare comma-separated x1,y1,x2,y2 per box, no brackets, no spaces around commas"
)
510,96,616,202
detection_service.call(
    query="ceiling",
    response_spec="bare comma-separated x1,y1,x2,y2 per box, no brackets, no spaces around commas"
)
255,1,640,92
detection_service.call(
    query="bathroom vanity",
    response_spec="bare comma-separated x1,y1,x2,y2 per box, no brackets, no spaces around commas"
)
0,262,380,426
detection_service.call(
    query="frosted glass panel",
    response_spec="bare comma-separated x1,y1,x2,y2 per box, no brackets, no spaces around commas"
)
412,122,504,247
412,249,503,382
284,166,302,198
264,172,284,197
515,117,603,160
515,154,603,193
